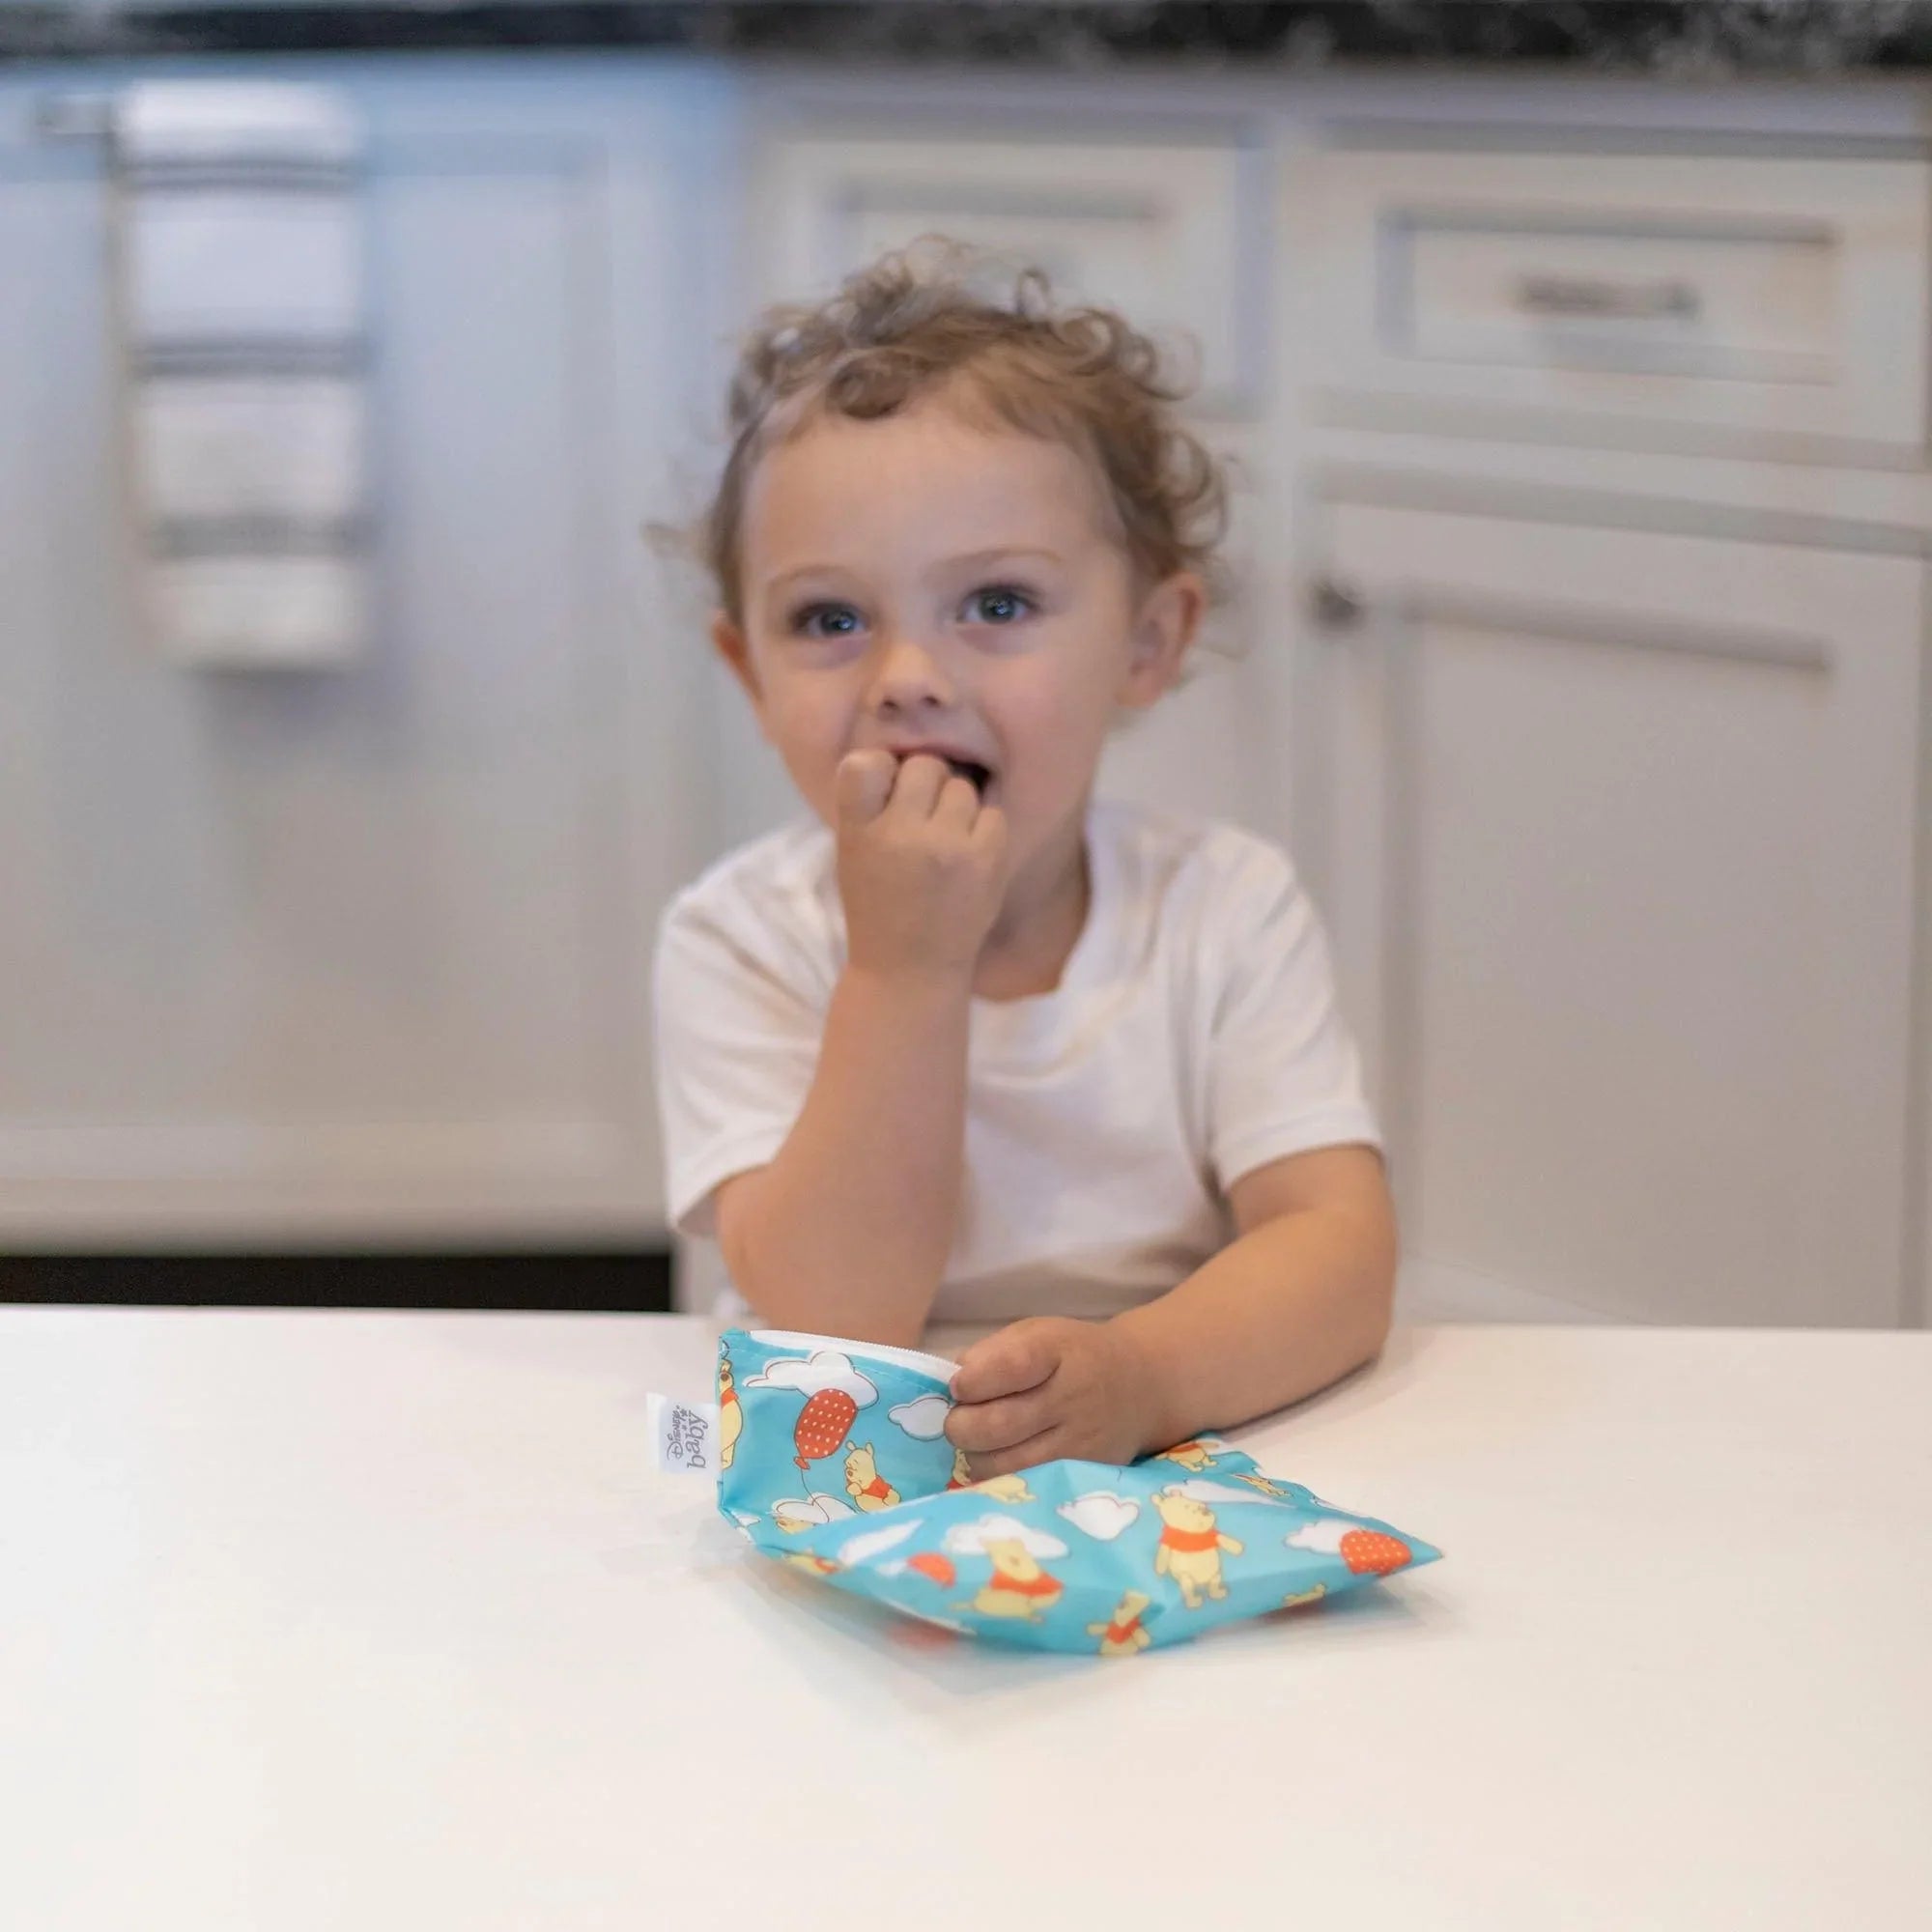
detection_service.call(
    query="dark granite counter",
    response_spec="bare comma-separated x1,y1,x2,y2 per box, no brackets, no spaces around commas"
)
8,2,1932,75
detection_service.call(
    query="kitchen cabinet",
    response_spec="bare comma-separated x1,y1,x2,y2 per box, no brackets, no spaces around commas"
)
1287,118,1932,1329
3,53,1927,1329
0,59,736,1245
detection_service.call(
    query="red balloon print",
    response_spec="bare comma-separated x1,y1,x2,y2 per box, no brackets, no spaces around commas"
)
793,1386,859,1470
1339,1530,1411,1577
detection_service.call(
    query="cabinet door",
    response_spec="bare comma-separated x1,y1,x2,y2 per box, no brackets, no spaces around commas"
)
1301,501,1921,1326
0,64,733,1244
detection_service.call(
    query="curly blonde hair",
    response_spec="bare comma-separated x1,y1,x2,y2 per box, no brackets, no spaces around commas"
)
702,240,1228,626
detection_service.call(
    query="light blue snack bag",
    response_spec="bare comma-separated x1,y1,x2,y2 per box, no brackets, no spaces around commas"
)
704,1328,1442,1658
715,1327,965,1535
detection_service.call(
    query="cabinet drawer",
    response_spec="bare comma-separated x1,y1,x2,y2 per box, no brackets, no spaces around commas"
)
756,128,1262,415
1298,146,1932,459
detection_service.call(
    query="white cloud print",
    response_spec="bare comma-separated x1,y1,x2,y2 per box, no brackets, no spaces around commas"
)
944,1513,1068,1560
838,1520,923,1568
887,1394,952,1440
1164,1479,1275,1507
743,1350,877,1408
902,1608,972,1634
772,1493,856,1531
1056,1492,1141,1542
1287,1520,1356,1555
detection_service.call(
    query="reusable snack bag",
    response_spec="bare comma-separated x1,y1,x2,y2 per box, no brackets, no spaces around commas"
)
665,1327,1440,1657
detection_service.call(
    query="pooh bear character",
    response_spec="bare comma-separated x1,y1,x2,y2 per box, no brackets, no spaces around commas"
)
1089,1589,1153,1658
947,1445,974,1492
968,1472,1037,1506
843,1442,900,1513
781,1553,840,1578
772,1498,833,1535
1232,1473,1292,1501
1280,1584,1327,1611
961,1538,1065,1622
1152,1489,1245,1608
716,1350,743,1471
1154,1439,1220,1475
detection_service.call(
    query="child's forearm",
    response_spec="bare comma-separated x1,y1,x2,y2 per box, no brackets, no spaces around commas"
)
1109,1205,1398,1450
718,964,970,1346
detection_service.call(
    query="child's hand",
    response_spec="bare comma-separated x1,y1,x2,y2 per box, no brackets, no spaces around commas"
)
835,751,1008,982
945,1318,1164,1476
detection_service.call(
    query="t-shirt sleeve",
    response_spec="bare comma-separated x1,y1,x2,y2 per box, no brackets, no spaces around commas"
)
651,888,826,1240
1204,842,1386,1195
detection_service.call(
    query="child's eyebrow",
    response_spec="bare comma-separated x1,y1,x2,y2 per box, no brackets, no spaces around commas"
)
763,548,1064,598
762,561,850,594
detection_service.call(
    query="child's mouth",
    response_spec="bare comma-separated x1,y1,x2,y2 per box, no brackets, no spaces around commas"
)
895,752,994,798
942,756,993,797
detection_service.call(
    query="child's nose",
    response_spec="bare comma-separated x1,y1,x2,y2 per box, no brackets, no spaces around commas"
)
863,630,957,719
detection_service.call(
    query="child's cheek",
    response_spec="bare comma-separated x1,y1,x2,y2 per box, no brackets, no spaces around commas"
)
762,693,841,793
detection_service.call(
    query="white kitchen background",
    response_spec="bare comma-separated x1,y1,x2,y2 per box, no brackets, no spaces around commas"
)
3,51,1927,1330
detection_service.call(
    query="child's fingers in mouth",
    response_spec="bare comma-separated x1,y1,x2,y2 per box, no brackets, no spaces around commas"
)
890,751,997,802
942,755,994,798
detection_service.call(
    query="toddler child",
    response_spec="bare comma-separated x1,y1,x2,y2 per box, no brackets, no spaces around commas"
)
654,245,1396,1475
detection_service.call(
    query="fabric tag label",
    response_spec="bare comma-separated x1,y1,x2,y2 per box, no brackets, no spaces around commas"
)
646,1394,719,1474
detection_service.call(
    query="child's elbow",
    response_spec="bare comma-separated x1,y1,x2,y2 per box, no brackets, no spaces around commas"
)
1357,1277,1395,1367
1351,1208,1401,1366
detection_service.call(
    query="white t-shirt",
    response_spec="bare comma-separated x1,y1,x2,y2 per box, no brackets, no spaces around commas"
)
652,798,1384,1326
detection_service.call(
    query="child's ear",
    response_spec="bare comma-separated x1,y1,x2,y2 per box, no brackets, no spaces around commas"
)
1120,571,1205,710
711,610,763,706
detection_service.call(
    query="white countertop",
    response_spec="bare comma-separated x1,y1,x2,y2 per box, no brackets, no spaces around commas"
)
3,1307,1927,1930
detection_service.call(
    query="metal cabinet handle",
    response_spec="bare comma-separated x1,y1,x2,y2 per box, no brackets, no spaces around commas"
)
1515,273,1701,322
1310,577,1365,630
33,94,115,142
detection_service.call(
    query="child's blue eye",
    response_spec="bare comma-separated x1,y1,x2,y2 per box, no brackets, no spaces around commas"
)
962,585,1035,626
792,602,863,639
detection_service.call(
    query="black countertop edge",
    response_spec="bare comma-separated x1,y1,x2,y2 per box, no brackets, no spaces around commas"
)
7,4,1932,75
